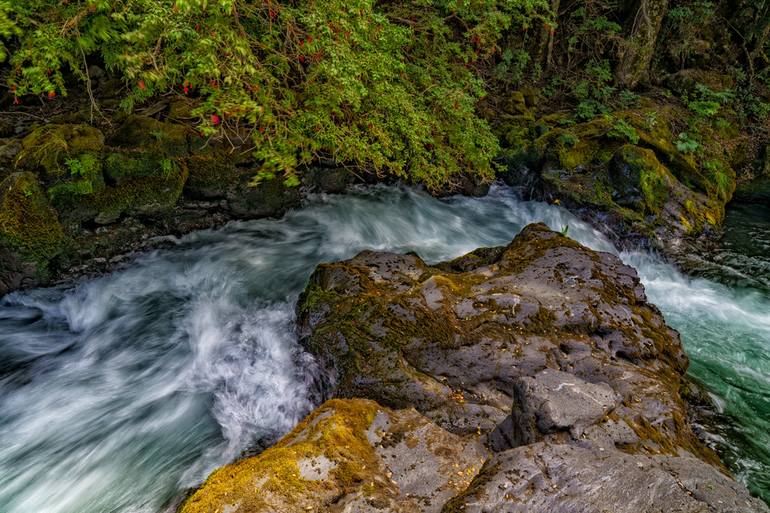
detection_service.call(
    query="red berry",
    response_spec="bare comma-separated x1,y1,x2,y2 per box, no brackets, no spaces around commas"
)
298,55,306,63
137,80,146,91
211,114,221,125
268,8,276,19
47,90,56,99
183,86,190,95
259,126,265,133
13,97,21,105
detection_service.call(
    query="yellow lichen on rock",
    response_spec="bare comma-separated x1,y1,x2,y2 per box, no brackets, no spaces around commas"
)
179,398,487,513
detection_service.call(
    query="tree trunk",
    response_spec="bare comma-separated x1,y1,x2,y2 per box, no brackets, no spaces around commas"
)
616,0,669,89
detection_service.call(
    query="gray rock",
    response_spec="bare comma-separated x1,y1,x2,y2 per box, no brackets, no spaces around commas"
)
511,369,618,444
298,223,695,458
443,442,769,513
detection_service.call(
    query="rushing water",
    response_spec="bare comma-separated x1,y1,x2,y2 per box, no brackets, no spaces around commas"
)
0,184,769,512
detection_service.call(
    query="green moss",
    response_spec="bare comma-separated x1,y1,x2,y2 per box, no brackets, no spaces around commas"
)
0,172,67,275
93,161,189,222
15,124,104,179
613,145,670,214
103,152,177,184
108,116,190,157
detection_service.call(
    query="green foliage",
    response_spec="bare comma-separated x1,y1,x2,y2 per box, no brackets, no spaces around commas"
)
684,83,734,117
662,1,717,67
557,132,578,147
644,111,659,130
65,154,99,178
676,132,700,154
0,0,551,190
607,118,640,144
704,160,732,202
572,60,614,120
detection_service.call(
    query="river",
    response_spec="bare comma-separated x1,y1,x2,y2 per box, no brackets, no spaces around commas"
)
1,184,768,512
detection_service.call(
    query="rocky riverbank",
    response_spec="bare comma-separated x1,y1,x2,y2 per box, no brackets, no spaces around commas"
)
0,113,369,296
2,78,766,298
178,224,768,513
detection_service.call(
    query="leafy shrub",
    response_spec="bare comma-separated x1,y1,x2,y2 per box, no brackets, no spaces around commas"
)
676,132,700,154
684,83,734,117
572,59,614,120
607,118,640,144
0,0,551,190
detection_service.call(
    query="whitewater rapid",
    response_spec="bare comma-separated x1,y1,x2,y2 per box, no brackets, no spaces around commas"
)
0,184,768,512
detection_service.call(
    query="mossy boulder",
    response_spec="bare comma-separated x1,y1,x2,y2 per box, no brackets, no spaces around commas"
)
177,228,768,513
107,116,190,157
183,154,242,199
179,399,487,513
512,105,736,250
51,156,189,225
609,144,671,214
0,172,67,279
184,154,303,217
15,124,105,180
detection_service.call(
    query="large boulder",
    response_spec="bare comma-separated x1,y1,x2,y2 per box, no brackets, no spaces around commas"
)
496,95,738,256
297,223,695,452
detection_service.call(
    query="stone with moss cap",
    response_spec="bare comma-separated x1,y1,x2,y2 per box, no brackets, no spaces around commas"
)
183,227,767,513
0,172,68,288
15,124,105,180
179,399,487,513
505,102,736,254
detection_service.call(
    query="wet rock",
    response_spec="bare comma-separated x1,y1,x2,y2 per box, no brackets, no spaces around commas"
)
444,441,768,513
298,223,702,461
0,243,38,297
179,399,487,513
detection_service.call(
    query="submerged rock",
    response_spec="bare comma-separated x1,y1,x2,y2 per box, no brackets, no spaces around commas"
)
183,224,767,513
